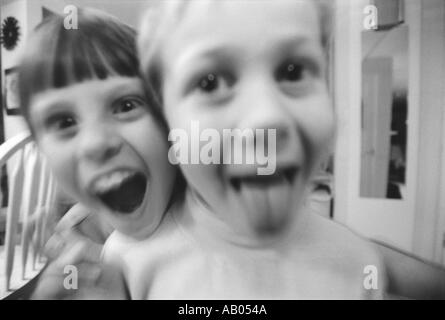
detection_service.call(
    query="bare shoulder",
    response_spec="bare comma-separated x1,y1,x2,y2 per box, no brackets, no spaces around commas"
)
284,213,387,298
304,213,387,280
310,213,383,255
102,210,191,267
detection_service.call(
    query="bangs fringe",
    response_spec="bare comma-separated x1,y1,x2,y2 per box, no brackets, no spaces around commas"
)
46,17,138,88
19,10,139,120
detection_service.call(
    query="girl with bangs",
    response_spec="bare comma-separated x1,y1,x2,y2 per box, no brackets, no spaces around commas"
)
19,8,182,299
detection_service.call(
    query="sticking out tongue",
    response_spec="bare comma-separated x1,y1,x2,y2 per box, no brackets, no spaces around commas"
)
95,172,147,214
233,172,294,235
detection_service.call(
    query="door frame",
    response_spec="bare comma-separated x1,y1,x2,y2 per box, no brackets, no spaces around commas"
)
412,0,445,263
333,0,421,253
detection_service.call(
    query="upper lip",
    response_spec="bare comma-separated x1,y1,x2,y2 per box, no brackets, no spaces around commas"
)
227,165,298,191
225,158,299,178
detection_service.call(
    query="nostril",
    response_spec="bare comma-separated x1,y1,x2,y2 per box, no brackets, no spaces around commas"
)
268,125,292,154
82,133,123,163
276,127,289,140
103,143,121,159
241,125,290,154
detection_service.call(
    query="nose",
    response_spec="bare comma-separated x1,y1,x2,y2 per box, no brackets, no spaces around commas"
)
78,123,123,164
237,82,294,154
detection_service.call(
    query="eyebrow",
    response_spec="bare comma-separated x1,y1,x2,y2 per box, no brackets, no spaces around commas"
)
28,97,73,132
31,95,73,118
32,77,143,112
103,79,144,101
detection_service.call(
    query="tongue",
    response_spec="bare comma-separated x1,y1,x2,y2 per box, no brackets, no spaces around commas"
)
239,176,292,234
98,173,147,214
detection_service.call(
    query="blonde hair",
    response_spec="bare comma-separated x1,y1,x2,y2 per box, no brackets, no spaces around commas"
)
137,0,334,111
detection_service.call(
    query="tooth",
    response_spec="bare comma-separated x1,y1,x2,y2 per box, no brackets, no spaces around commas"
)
94,171,134,193
110,172,123,186
111,172,122,185
96,178,109,192
116,171,130,182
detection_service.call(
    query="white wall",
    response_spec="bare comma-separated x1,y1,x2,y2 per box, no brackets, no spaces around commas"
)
1,0,29,140
26,0,149,28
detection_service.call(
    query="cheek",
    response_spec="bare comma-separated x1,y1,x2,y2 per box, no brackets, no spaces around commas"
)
148,132,174,183
38,138,78,193
128,117,175,185
308,113,335,150
163,86,222,131
181,163,220,190
312,97,336,148
292,95,335,161
164,112,224,193
164,101,195,130
162,78,181,127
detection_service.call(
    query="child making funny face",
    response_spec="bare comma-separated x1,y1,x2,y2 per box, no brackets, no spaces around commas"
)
141,0,335,243
19,9,179,299
108,0,386,299
20,10,176,241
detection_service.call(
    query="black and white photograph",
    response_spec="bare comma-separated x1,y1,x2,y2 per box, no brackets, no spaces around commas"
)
0,0,444,307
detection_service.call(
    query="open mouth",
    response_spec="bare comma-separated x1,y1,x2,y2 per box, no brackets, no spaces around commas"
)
228,167,298,234
91,170,147,214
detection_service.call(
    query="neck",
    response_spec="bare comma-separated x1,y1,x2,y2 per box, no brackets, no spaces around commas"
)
184,189,310,248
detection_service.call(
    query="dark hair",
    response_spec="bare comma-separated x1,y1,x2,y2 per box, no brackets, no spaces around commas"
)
19,8,153,127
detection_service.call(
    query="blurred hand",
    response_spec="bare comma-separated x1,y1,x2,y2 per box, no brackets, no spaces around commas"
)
32,205,126,300
55,203,114,245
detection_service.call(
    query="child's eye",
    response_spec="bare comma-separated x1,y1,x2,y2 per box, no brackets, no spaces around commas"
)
198,73,219,92
112,96,146,119
58,117,76,129
275,59,320,96
194,73,233,99
275,62,305,83
45,114,77,137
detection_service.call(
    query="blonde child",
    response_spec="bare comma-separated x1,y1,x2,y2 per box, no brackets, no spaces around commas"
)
101,0,388,299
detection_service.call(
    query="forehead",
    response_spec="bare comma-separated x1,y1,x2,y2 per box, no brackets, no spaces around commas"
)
29,77,143,116
163,0,321,56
